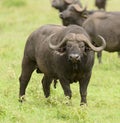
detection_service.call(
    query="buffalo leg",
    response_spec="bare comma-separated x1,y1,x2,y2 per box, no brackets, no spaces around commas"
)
42,75,52,98
97,51,102,64
118,52,120,58
19,57,36,102
79,72,91,105
59,79,72,99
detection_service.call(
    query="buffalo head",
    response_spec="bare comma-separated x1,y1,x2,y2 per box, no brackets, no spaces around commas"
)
59,4,87,26
49,33,106,63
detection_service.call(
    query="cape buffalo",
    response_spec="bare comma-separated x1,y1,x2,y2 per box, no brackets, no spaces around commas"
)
95,0,107,10
19,24,106,105
83,11,120,61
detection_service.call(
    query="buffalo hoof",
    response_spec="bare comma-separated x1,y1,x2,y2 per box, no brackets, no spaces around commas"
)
80,102,87,106
19,95,26,103
63,96,72,106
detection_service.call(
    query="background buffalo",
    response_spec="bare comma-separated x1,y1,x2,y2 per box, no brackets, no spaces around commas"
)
95,0,107,10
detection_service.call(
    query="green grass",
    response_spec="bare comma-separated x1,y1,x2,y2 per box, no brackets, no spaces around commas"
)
2,0,26,7
0,0,120,123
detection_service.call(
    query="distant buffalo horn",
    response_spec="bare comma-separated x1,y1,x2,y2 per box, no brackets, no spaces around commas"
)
49,33,76,50
76,34,106,52
65,0,74,4
72,4,84,12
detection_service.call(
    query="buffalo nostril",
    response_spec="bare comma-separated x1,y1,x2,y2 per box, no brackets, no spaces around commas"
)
76,55,80,60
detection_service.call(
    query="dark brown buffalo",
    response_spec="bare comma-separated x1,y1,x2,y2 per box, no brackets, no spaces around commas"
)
83,11,120,62
95,0,107,10
19,24,106,105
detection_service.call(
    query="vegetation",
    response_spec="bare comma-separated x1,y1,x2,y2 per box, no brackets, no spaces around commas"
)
0,0,120,123
2,0,26,7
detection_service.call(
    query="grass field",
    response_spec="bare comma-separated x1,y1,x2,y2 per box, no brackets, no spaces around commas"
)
0,0,120,123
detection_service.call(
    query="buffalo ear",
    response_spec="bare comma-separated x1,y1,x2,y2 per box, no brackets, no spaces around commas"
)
65,0,74,4
81,11,88,18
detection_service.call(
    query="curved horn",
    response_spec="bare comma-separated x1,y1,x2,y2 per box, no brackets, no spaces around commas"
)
76,34,106,52
72,4,87,12
65,0,74,4
72,4,84,12
49,33,76,50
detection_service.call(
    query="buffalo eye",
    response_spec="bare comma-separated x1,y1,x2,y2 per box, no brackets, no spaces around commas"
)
57,46,66,53
66,43,72,48
79,45,85,48
79,43,85,49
